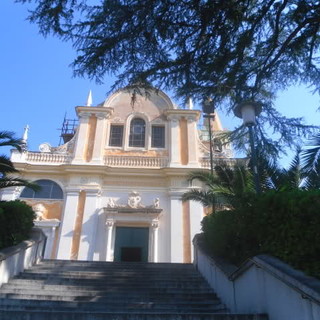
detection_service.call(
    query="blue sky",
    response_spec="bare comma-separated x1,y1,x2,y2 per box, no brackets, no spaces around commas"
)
1,1,320,165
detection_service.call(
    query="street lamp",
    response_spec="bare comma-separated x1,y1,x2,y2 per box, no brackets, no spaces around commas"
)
202,98,215,176
234,101,262,193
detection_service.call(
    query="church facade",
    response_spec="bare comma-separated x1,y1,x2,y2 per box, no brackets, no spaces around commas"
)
1,88,232,263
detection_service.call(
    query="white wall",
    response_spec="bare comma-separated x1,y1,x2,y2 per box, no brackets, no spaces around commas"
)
0,228,46,287
194,236,320,320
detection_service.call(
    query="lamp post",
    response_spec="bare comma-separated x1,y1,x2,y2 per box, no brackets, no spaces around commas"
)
202,98,215,176
234,101,262,194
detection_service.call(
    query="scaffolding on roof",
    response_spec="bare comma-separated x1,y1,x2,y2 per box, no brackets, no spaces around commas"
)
58,114,78,145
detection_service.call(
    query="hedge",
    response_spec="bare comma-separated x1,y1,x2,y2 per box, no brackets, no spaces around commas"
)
0,200,35,250
202,190,320,279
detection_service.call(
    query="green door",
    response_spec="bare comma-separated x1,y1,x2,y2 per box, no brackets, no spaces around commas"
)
114,227,149,262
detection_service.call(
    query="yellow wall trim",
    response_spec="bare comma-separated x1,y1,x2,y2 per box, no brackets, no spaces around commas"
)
84,115,97,162
182,200,191,263
70,190,86,260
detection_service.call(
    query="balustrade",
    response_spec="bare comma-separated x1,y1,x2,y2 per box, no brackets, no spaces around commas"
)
104,155,168,168
26,152,71,164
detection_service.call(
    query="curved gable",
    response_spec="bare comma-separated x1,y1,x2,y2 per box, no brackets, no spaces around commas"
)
102,88,174,122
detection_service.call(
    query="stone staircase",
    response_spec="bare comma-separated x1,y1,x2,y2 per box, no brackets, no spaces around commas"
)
0,260,268,319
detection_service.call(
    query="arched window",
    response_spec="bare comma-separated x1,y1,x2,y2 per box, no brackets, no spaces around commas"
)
129,118,146,147
20,179,63,199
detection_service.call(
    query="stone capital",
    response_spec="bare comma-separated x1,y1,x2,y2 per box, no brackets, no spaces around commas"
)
106,220,115,228
96,112,109,120
78,112,91,120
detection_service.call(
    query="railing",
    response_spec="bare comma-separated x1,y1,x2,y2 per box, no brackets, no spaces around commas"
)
104,156,169,168
200,158,237,168
193,234,320,320
0,228,46,287
26,152,71,164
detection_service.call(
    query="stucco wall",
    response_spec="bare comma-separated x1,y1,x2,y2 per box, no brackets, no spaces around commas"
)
0,228,46,288
193,235,320,320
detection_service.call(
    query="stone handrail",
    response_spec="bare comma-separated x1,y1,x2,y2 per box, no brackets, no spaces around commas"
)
193,234,320,320
104,155,169,168
0,228,46,287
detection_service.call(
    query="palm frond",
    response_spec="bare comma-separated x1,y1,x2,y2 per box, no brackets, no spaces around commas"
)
0,131,23,151
302,133,320,173
181,189,215,208
0,177,40,191
0,155,18,175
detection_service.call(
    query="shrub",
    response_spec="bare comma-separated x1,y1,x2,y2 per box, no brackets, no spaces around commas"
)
202,190,320,278
0,200,35,250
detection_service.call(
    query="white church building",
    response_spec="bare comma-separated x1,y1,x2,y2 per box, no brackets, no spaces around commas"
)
1,88,232,263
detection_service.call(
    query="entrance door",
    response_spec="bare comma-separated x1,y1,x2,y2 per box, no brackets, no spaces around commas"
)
114,227,149,262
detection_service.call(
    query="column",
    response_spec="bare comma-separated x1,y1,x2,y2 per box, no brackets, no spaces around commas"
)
105,220,115,261
91,113,108,164
187,116,199,166
151,221,159,263
189,200,203,260
57,189,80,259
168,116,180,167
78,189,100,261
169,193,184,262
38,224,59,259
72,112,90,163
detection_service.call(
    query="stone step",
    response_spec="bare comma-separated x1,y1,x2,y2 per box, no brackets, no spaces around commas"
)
28,269,200,277
20,270,203,280
0,260,269,320
0,298,226,312
0,286,217,300
17,274,205,283
40,260,195,269
5,281,214,294
0,310,269,320
0,291,220,306
10,279,210,291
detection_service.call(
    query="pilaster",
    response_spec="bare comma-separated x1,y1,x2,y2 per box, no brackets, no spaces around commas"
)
105,219,115,262
169,192,184,262
72,112,91,164
189,200,203,260
165,109,201,168
77,189,101,260
150,221,159,263
57,189,80,259
91,112,110,164
187,116,200,167
167,115,181,167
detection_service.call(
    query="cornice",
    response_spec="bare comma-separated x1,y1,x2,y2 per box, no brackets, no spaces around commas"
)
164,109,201,120
14,162,207,177
75,106,114,117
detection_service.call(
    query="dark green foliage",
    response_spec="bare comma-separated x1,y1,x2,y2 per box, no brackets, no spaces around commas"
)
0,200,35,249
17,0,320,157
202,190,320,278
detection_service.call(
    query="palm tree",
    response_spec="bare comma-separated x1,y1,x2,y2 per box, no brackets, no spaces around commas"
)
258,149,308,191
182,149,319,213
181,161,255,212
0,131,38,191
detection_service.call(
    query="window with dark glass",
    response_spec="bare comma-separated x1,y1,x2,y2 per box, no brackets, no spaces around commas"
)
109,125,124,147
151,126,165,148
129,118,146,147
20,179,63,199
